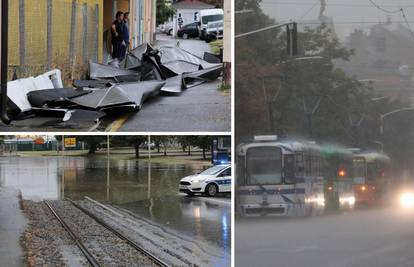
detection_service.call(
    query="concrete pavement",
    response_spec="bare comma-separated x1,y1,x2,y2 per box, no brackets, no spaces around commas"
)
0,188,26,267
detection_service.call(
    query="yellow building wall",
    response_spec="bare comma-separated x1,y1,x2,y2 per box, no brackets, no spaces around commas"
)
8,0,103,82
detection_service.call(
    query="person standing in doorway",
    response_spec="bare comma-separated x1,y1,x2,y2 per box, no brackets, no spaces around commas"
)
121,12,131,60
111,11,124,61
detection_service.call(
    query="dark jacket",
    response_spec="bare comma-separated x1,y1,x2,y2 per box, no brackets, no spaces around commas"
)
111,20,123,43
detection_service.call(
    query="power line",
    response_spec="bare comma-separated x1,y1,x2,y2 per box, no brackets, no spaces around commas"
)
401,9,414,39
261,1,414,8
298,0,320,21
368,0,402,14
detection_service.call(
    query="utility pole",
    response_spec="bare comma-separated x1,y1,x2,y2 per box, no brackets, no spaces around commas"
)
0,0,11,125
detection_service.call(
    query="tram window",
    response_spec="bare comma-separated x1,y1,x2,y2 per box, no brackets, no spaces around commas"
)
284,155,296,183
295,153,304,176
246,147,283,185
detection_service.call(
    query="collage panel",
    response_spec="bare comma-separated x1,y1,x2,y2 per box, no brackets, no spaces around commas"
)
0,0,231,132
0,134,231,266
235,1,414,267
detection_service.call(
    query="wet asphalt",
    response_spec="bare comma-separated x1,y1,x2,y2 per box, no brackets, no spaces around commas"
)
116,34,230,132
236,207,414,267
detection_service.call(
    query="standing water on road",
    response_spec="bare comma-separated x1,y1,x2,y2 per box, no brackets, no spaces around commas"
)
0,156,231,259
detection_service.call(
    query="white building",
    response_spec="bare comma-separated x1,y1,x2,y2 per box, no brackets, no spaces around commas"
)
172,0,215,27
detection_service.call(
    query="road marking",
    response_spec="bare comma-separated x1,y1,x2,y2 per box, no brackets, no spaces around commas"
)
106,114,131,132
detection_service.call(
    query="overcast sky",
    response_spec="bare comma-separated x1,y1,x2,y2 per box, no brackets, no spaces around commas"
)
259,0,414,39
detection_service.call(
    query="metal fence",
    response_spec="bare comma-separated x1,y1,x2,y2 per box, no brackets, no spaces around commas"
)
8,0,103,84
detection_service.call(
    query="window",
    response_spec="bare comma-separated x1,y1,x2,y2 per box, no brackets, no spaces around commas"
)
219,167,231,177
246,147,283,185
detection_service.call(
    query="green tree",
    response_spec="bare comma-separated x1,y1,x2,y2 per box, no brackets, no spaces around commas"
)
152,136,172,156
177,136,198,155
76,136,106,154
110,136,147,158
195,136,212,159
156,0,175,26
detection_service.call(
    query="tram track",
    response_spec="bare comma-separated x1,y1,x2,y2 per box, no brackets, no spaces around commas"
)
44,200,170,267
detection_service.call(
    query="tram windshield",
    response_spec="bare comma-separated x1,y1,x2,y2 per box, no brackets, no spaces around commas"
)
353,158,366,178
246,146,282,185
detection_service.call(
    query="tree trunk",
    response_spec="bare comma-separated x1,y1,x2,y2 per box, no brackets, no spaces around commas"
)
88,144,96,154
188,145,191,156
157,145,160,153
164,145,167,156
134,144,139,158
203,148,206,159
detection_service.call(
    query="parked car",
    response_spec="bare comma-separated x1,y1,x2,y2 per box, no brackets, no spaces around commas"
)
161,21,173,35
177,22,199,38
205,20,223,43
198,8,224,40
179,164,231,197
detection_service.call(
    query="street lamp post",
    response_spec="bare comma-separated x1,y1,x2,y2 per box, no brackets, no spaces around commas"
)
378,106,414,151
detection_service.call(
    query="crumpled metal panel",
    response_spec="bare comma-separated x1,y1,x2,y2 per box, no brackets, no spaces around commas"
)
159,46,221,70
117,80,166,108
27,88,91,108
161,75,185,95
182,65,223,88
69,86,133,109
89,61,138,79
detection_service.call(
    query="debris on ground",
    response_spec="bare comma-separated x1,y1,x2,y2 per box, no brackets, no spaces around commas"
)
5,43,223,127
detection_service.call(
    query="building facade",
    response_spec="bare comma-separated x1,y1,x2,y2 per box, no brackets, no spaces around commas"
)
7,0,156,82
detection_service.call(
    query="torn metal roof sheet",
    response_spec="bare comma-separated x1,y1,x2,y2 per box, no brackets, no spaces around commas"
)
182,65,223,88
69,86,134,110
117,80,166,108
161,75,185,95
89,61,138,79
27,88,90,108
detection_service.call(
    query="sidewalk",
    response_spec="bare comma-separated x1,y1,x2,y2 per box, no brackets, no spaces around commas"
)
0,188,27,267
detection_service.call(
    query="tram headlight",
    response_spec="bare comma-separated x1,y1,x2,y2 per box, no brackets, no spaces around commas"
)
340,196,356,206
399,192,414,208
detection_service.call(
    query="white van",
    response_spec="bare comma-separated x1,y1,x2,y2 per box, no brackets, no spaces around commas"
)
198,9,224,40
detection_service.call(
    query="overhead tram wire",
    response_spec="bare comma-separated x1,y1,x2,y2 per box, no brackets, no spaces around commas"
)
367,0,414,40
401,9,414,39
261,1,414,8
368,0,403,14
298,0,320,21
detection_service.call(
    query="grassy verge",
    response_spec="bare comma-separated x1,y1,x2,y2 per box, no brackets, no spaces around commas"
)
209,39,223,55
17,150,211,165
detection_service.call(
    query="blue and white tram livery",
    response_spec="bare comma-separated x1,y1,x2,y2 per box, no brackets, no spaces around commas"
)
237,136,325,217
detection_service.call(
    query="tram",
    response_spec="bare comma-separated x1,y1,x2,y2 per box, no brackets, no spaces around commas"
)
351,150,391,206
237,136,325,217
322,145,355,210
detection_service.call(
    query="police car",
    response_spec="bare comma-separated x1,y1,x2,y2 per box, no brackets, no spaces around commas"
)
179,164,231,197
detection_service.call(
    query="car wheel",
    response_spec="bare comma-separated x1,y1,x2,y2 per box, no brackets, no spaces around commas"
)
168,29,173,36
205,35,214,43
205,183,218,197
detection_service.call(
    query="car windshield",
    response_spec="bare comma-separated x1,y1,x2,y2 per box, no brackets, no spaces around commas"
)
207,21,223,29
202,14,223,24
246,146,282,185
200,165,228,175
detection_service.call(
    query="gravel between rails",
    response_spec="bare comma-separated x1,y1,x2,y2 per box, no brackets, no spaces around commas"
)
20,201,88,267
49,200,157,267
79,199,229,267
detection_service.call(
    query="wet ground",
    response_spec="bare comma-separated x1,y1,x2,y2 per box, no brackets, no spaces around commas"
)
114,34,231,132
0,156,231,260
236,207,414,267
0,34,230,132
0,188,27,267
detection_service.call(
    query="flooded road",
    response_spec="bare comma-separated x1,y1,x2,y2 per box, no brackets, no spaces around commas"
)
0,156,231,259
